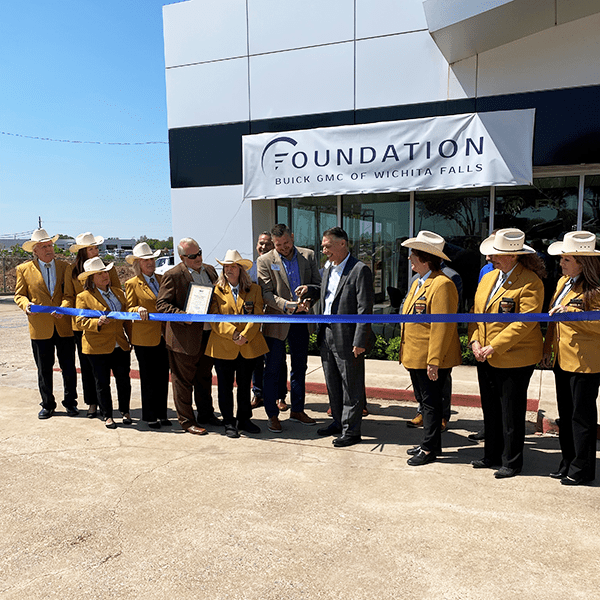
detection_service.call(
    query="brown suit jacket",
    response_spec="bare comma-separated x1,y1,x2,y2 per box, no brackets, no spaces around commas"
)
155,261,218,354
14,258,74,339
125,274,164,347
257,246,321,340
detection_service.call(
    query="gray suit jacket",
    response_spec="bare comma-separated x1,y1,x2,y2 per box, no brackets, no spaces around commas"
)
257,246,321,340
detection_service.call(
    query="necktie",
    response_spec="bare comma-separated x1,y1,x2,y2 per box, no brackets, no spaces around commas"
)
149,277,159,295
231,287,238,302
44,264,52,292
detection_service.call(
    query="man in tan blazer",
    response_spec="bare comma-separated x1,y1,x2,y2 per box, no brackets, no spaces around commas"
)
156,237,220,435
14,229,78,419
257,224,321,433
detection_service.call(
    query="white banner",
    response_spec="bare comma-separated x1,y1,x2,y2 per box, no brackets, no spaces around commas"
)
242,109,535,200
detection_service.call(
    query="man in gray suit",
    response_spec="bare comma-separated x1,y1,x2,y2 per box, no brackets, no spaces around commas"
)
257,224,321,433
298,227,374,447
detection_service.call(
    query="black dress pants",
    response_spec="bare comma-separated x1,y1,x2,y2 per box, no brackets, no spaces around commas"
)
553,364,599,481
73,330,98,406
31,328,77,410
134,339,170,422
87,347,131,420
213,355,255,425
477,361,535,470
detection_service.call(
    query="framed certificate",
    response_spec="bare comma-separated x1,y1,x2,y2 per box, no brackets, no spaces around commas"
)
184,283,213,314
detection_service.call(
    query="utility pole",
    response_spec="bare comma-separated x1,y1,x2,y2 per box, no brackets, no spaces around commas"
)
38,217,42,229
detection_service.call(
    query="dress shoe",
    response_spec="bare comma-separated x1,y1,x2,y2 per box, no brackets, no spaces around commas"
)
86,405,98,419
250,396,263,409
332,435,361,448
38,408,54,419
407,445,422,456
468,428,485,441
198,415,223,427
105,420,117,430
549,469,569,479
65,406,79,417
121,412,132,425
494,466,521,479
238,419,261,434
160,419,172,427
186,425,208,436
317,423,342,437
277,399,289,412
225,423,240,438
560,476,593,486
407,449,436,466
289,411,316,425
407,413,423,428
471,458,495,469
267,416,282,433
148,421,161,430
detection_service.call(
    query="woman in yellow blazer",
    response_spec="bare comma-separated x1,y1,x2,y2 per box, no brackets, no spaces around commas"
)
67,232,121,418
542,231,600,486
399,231,461,466
124,242,170,430
75,257,132,429
469,228,545,478
206,250,269,438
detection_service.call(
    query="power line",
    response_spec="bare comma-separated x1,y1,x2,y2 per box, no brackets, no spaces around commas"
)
1,131,168,145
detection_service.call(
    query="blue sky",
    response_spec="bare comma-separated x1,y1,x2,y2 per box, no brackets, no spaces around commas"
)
0,0,174,241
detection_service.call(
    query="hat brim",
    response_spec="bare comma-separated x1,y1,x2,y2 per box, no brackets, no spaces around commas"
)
126,249,161,264
216,258,254,271
69,235,104,253
547,241,600,256
22,234,60,253
77,262,115,281
401,239,450,261
479,236,535,256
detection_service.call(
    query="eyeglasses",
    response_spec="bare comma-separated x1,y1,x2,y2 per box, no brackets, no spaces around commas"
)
182,250,202,260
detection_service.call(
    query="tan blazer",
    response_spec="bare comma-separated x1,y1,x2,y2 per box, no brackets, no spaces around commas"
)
75,287,131,354
543,276,600,373
468,263,543,368
125,274,164,347
257,246,321,340
399,271,461,370
14,258,74,339
205,282,269,360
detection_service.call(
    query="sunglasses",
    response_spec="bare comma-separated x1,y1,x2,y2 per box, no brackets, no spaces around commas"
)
182,250,202,260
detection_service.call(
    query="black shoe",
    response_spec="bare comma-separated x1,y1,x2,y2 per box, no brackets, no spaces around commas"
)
494,466,521,479
550,469,569,479
332,435,361,448
199,415,223,427
560,476,593,486
225,424,240,438
237,419,260,434
471,458,495,469
38,408,54,419
160,419,172,427
148,421,161,430
105,420,117,430
121,413,132,425
407,449,436,466
468,428,485,441
317,423,342,437
407,445,421,456
65,406,79,417
86,406,98,419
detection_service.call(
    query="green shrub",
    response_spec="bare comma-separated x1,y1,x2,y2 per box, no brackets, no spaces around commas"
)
385,337,401,362
365,335,387,360
460,334,476,366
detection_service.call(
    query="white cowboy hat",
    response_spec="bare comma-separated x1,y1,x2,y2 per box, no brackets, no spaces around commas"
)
401,230,450,261
479,228,535,256
547,231,600,256
215,249,253,271
77,257,115,281
69,232,105,253
126,242,161,264
22,228,59,253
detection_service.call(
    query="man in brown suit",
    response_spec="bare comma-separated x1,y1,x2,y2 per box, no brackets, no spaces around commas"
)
14,228,78,419
156,237,220,435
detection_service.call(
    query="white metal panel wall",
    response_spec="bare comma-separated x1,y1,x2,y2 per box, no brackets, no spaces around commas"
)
356,0,428,38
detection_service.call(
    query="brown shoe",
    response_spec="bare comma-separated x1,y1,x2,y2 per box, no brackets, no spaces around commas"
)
289,411,316,425
186,425,208,435
407,413,423,428
363,406,369,417
441,418,448,432
268,416,283,433
277,399,289,412
250,396,263,409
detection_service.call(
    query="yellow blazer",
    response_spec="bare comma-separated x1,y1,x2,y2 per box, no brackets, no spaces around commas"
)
75,287,131,354
543,276,600,373
205,282,269,360
468,263,543,368
399,271,461,370
125,274,164,347
14,258,74,339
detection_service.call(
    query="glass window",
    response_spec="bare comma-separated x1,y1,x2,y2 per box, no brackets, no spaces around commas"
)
583,174,600,234
415,188,490,310
342,193,410,305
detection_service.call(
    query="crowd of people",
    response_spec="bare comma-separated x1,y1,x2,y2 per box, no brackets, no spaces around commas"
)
14,224,600,485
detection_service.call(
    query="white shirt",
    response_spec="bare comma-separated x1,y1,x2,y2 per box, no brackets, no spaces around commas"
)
486,265,516,308
553,275,579,308
143,273,160,296
323,253,351,315
38,258,56,296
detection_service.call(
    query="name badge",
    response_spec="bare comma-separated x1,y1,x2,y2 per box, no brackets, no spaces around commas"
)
413,295,427,315
567,298,583,310
499,297,516,313
270,264,280,271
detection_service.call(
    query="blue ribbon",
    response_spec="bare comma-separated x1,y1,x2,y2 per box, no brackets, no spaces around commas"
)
28,305,600,324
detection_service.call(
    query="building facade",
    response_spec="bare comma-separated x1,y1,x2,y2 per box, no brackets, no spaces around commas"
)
162,0,600,309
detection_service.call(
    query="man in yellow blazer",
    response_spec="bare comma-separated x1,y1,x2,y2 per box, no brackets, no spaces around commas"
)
14,228,78,419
